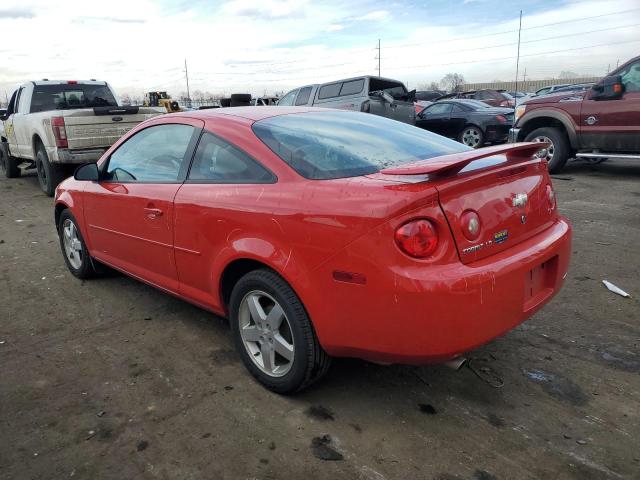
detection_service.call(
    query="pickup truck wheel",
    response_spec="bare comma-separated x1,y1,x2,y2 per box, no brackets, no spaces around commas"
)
524,127,569,173
1,144,20,178
229,269,331,394
58,210,96,279
36,146,65,196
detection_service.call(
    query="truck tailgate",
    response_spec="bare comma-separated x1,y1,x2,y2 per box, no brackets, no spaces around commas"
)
62,107,160,150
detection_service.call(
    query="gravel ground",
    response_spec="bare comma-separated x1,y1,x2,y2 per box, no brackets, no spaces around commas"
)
0,159,638,480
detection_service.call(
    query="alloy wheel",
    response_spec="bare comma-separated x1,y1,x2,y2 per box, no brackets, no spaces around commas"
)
531,135,555,162
238,290,295,377
62,219,83,269
461,127,482,147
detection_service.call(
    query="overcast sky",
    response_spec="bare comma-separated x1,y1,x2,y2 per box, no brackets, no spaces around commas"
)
1,0,639,99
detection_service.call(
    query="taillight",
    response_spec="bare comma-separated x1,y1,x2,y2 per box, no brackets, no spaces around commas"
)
394,219,438,258
51,116,68,148
546,184,556,210
460,210,481,241
495,115,507,123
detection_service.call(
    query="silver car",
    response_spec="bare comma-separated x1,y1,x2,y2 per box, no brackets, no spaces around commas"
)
278,76,415,124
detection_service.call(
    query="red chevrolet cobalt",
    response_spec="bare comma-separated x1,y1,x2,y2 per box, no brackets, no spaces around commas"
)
54,107,571,393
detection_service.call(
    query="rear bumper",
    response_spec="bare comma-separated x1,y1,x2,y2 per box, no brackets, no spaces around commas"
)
508,127,521,143
312,217,572,364
55,148,106,164
485,124,511,143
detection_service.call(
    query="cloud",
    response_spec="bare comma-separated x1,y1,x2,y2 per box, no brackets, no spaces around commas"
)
326,24,344,31
221,0,308,19
0,8,35,19
73,16,146,24
356,10,390,21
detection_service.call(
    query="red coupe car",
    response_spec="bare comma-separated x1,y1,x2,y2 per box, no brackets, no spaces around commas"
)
54,107,572,393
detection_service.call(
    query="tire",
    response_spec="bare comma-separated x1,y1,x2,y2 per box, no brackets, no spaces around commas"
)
524,127,570,173
1,143,20,178
458,125,485,148
229,269,331,394
57,210,97,279
35,145,65,196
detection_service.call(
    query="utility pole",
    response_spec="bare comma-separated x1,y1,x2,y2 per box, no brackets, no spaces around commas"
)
514,10,523,103
375,39,381,77
184,58,191,105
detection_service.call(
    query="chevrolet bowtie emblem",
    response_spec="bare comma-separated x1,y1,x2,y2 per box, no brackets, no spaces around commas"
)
512,193,528,208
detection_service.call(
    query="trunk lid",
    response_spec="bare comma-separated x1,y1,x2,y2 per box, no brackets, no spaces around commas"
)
61,107,161,149
380,143,556,264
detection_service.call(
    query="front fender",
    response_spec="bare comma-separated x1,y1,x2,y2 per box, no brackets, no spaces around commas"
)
517,107,579,148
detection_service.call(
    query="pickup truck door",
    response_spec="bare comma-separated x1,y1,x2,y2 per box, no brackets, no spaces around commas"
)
83,120,202,292
3,88,21,156
11,86,34,158
579,61,640,152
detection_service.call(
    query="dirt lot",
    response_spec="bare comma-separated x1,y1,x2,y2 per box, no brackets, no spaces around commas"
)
0,159,638,480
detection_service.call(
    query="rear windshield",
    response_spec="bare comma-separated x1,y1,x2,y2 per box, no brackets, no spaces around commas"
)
30,84,118,113
252,111,469,180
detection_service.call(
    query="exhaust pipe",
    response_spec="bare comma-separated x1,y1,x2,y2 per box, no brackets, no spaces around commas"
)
443,356,467,370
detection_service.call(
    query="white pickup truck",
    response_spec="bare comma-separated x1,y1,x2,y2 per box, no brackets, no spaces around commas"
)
0,80,161,195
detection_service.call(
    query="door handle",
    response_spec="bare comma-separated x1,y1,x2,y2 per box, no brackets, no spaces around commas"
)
144,207,163,218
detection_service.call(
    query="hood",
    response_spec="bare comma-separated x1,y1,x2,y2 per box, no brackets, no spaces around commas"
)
521,91,586,106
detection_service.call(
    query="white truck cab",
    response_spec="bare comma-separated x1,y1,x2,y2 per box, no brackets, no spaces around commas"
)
0,80,161,195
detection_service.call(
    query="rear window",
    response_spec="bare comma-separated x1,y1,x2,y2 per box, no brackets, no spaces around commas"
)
340,79,364,96
30,84,118,113
252,111,469,180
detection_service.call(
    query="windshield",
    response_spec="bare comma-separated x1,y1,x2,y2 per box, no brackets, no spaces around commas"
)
30,84,118,112
252,111,469,180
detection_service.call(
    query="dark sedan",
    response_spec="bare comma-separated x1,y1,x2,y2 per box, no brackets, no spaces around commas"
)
415,99,514,148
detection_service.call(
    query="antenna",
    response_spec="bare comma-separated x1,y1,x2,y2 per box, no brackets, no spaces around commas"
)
514,10,523,106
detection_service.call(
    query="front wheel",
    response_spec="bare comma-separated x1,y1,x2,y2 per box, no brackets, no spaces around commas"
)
524,127,570,173
229,269,331,394
58,210,97,279
1,143,20,178
459,125,485,148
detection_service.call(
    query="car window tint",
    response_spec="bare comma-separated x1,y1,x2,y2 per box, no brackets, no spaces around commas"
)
105,124,194,182
253,111,468,180
295,86,313,106
188,132,274,183
340,79,364,96
278,90,297,106
318,83,342,99
424,103,452,115
452,104,466,113
620,60,640,92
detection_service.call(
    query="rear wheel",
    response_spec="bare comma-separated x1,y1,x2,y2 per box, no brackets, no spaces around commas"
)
524,127,570,173
229,269,331,394
36,145,65,196
459,125,485,148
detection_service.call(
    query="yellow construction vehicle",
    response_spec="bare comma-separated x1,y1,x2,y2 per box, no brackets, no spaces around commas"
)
143,91,182,112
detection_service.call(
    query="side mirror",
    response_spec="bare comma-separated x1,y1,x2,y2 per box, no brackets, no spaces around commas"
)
74,163,100,181
591,75,624,100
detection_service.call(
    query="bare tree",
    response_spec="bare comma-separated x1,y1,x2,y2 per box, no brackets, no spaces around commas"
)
440,73,465,92
417,81,441,91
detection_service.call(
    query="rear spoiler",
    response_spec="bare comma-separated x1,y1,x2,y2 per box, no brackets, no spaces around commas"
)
93,106,140,115
380,142,549,176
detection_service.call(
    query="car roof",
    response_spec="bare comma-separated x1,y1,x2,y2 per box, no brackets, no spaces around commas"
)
166,106,337,122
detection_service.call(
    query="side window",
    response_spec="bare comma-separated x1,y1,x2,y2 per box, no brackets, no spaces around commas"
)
188,132,274,184
14,88,23,113
318,83,342,99
277,90,297,106
452,104,465,113
105,124,194,182
475,91,489,100
295,86,313,106
423,103,452,115
620,61,640,92
340,79,364,96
